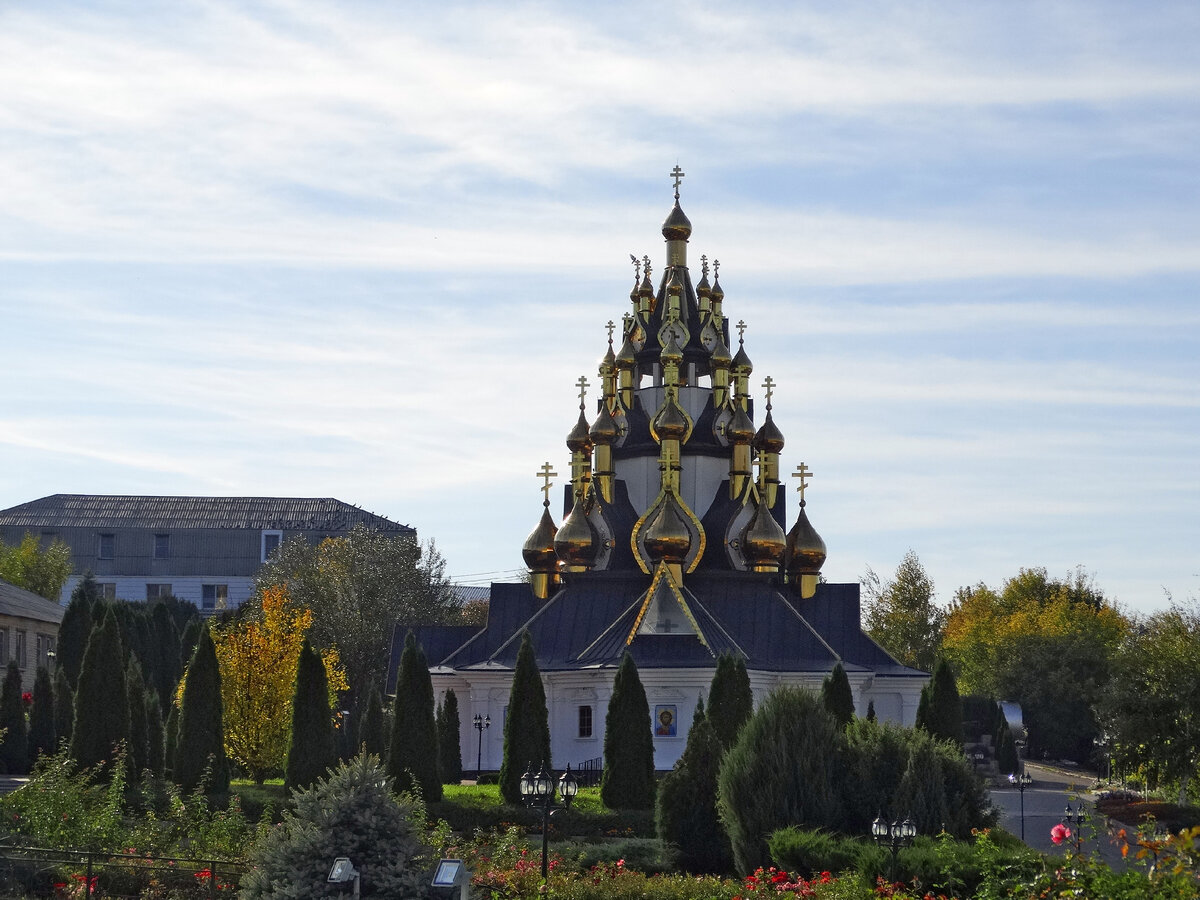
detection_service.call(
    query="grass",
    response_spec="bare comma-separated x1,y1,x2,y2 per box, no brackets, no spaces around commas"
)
441,783,611,816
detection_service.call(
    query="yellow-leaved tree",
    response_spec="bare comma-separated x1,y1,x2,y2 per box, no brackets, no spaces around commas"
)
207,585,348,783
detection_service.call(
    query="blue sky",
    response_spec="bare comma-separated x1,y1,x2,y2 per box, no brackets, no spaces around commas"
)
1,1,1197,614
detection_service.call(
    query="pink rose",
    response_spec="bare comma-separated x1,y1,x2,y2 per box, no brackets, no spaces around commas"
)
1050,823,1072,844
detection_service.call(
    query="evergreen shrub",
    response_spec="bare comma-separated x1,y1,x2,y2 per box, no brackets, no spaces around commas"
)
53,666,73,746
767,826,862,877
358,681,386,759
388,631,441,801
821,663,855,727
498,631,550,804
27,665,56,765
600,651,655,810
174,624,229,794
285,638,337,792
707,654,752,750
69,608,129,774
437,688,463,784
1,660,29,774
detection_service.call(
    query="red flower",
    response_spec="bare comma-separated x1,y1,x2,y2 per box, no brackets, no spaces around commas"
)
1050,823,1071,845
21,692,32,705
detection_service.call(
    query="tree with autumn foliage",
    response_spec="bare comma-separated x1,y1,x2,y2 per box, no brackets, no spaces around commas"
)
206,585,348,783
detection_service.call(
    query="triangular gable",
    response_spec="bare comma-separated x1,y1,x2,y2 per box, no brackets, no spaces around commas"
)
629,563,707,646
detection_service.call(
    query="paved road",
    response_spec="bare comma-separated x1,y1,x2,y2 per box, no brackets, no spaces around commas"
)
989,763,1128,871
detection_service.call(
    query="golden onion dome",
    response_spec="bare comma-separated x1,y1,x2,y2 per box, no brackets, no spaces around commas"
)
752,409,785,454
660,329,684,365
640,261,654,298
590,403,620,446
696,265,712,301
554,493,598,568
615,335,637,368
732,342,753,374
662,199,693,242
742,499,787,569
710,273,725,305
786,506,827,575
726,405,755,444
652,394,690,442
566,410,593,453
710,332,733,368
644,496,692,564
522,506,559,572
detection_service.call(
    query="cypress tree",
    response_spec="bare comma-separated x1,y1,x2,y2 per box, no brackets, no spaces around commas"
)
895,735,949,835
53,666,73,746
164,701,180,780
27,665,56,765
149,602,182,712
498,631,550,804
914,685,931,732
387,631,441,801
126,659,150,774
438,689,463,784
655,698,733,873
179,619,201,671
58,583,96,689
601,651,656,810
359,681,386,759
707,654,753,751
285,638,337,792
69,609,129,773
1,661,29,774
923,659,964,747
866,699,877,722
146,689,166,777
174,624,229,795
821,662,856,728
995,721,1019,775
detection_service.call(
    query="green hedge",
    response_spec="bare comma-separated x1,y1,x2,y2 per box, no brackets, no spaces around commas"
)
426,796,653,839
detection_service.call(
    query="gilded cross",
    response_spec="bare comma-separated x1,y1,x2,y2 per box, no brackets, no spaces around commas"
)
736,319,747,343
537,462,558,506
701,254,708,276
670,164,685,198
713,259,720,278
575,374,590,407
792,463,814,504
606,320,615,343
630,254,640,281
761,375,776,409
643,255,652,279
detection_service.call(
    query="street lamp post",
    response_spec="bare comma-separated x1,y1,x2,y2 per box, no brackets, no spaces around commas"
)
1064,803,1086,850
519,763,578,880
871,815,916,880
472,713,490,780
1009,771,1033,841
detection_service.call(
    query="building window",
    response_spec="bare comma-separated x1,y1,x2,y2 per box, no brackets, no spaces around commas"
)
201,584,228,611
146,583,173,601
154,533,171,559
96,583,117,600
36,634,54,669
261,530,283,562
0,629,7,665
97,533,115,560
578,705,593,738
15,631,26,668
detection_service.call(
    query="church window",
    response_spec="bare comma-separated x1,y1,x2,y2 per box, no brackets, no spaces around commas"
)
578,705,593,738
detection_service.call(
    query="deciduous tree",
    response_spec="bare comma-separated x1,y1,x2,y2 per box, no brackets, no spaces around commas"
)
0,533,72,601
862,550,945,673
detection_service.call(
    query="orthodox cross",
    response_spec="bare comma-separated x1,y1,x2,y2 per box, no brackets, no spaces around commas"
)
761,375,776,409
537,462,557,507
791,463,814,506
575,375,590,408
701,254,708,276
670,164,685,198
643,255,652,279
630,254,640,282
606,320,616,344
736,319,747,344
656,616,678,633
713,259,720,278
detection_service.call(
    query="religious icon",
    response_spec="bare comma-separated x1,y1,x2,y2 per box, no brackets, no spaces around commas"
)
654,704,678,737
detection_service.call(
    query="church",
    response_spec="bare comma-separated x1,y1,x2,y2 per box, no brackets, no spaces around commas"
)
397,171,927,772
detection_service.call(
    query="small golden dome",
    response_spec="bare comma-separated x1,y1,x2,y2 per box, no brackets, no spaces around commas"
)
566,410,593,453
710,272,724,305
590,403,620,446
742,499,787,569
522,506,559,572
752,409,785,454
696,259,711,300
615,334,637,368
555,493,598,568
644,496,692,564
640,260,654,298
726,405,755,444
652,394,690,442
660,329,684,365
786,506,827,575
662,199,692,242
732,342,753,374
710,332,732,368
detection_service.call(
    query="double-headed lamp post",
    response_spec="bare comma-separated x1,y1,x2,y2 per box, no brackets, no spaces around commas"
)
1064,802,1086,850
472,713,490,780
519,762,578,880
1009,771,1033,841
871,815,916,879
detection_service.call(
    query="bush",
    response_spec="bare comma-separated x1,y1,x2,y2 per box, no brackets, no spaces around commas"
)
601,651,655,810
240,754,434,900
768,827,861,877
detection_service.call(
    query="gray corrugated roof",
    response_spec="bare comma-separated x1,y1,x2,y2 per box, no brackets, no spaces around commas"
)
0,578,65,624
0,495,414,533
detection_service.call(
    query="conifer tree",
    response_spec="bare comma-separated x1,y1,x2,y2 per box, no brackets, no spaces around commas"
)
146,689,166,777
821,662,856,728
894,736,949,835
58,583,96,689
387,631,441,801
148,602,183,713
499,631,551,804
27,665,56,765
995,721,1019,775
866,699,877,722
175,624,229,794
126,659,150,774
359,682,386,760
707,654,753,751
164,701,180,780
179,619,201,671
69,608,129,773
437,689,463,784
53,666,73,746
1,661,29,774
921,659,964,747
914,685,931,731
285,638,337,792
601,651,655,810
655,698,732,873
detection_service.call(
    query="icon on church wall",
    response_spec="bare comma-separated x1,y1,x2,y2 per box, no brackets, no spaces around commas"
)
654,705,678,737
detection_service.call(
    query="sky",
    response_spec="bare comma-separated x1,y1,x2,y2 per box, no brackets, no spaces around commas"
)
1,1,1197,616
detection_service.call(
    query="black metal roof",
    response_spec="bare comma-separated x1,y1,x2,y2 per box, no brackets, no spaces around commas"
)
0,495,414,533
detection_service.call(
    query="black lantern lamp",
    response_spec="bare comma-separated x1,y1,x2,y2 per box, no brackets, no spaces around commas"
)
1008,771,1033,840
519,762,577,881
472,713,491,780
871,815,916,879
